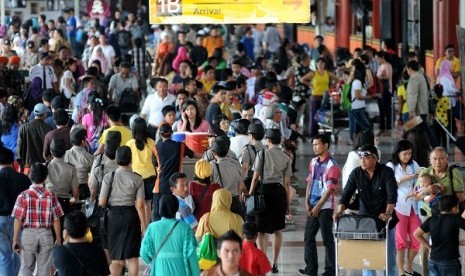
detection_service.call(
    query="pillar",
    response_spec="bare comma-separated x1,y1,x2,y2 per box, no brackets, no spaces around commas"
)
0,0,4,30
461,0,465,27
338,0,351,48
372,0,380,39
433,0,440,61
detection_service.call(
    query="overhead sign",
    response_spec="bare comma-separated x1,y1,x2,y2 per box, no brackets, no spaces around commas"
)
149,0,310,24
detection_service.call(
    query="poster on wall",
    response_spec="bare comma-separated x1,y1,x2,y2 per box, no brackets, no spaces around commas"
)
457,26,465,91
87,0,111,20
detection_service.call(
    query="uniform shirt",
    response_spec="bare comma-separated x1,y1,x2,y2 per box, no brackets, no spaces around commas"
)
126,138,157,179
211,156,242,196
240,141,266,176
45,157,78,198
140,92,176,127
89,155,118,193
238,241,272,275
202,148,237,162
0,167,31,216
64,146,94,184
252,146,293,184
29,63,57,89
100,167,145,206
108,73,139,103
12,184,64,228
98,125,132,146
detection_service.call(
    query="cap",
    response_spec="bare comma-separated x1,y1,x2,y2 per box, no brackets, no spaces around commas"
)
357,144,379,158
250,63,262,70
3,39,10,46
70,128,87,143
158,123,173,134
195,159,213,179
248,123,264,136
208,126,226,137
211,136,230,155
9,56,20,65
33,103,49,115
40,51,52,60
51,96,65,110
264,128,281,140
27,40,35,48
0,56,8,65
50,138,67,152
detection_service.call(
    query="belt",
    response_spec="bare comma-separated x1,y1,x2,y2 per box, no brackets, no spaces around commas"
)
108,205,135,210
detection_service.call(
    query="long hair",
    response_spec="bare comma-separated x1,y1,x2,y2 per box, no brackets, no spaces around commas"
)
403,128,431,167
0,104,18,135
352,63,366,85
158,53,176,76
182,100,202,131
87,94,104,127
132,117,149,151
391,139,414,165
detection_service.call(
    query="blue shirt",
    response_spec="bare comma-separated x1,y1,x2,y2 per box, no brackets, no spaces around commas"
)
67,16,77,38
1,123,19,159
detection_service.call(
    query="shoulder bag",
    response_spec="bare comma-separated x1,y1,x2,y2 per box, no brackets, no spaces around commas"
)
144,221,180,276
94,171,115,235
197,213,218,270
246,150,266,216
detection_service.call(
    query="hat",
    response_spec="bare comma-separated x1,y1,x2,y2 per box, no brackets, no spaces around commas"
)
51,96,65,110
50,138,67,152
3,39,10,46
158,123,173,134
211,136,230,155
9,56,20,65
195,159,213,179
208,126,225,137
27,40,35,48
40,51,52,60
357,144,379,158
0,56,8,65
250,63,262,70
248,123,264,136
264,128,281,140
70,128,87,144
33,103,49,115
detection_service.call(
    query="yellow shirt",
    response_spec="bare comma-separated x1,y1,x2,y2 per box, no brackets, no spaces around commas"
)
312,70,330,96
435,56,461,76
397,84,409,114
99,125,132,146
435,96,450,126
126,138,156,179
201,79,217,94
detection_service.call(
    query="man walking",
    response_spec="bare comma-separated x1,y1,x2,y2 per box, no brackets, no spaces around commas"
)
299,134,341,276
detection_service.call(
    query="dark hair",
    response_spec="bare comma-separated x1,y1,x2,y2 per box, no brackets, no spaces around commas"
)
154,77,168,86
268,135,281,145
312,133,331,149
134,37,143,48
235,119,250,135
265,77,279,91
176,89,189,98
158,53,176,76
64,211,88,238
0,146,14,164
220,68,232,81
120,61,131,69
375,51,386,59
352,63,366,85
445,44,455,51
297,53,309,64
106,105,121,122
217,230,242,251
212,47,224,62
439,195,459,212
53,108,69,126
87,94,104,127
82,76,94,87
132,117,149,151
407,60,419,71
0,104,18,135
391,140,414,165
115,145,132,166
169,172,187,188
158,194,179,219
182,77,196,89
242,103,255,113
30,163,48,184
232,58,242,66
402,128,431,167
360,54,369,65
353,129,375,151
242,221,258,240
182,100,202,131
407,51,417,59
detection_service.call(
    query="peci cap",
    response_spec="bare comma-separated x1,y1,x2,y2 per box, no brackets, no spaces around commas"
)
50,138,67,152
264,128,281,140
33,103,49,115
357,144,379,158
194,159,213,179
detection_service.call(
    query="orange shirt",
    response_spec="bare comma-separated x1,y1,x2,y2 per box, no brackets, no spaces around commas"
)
202,36,224,57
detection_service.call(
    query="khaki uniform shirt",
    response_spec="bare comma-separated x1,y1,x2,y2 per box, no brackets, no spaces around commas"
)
210,156,242,196
253,145,292,184
240,141,266,176
100,167,145,206
45,158,78,198
64,146,94,185
88,155,119,192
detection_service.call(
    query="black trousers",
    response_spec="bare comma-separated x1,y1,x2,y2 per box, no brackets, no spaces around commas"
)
377,87,392,131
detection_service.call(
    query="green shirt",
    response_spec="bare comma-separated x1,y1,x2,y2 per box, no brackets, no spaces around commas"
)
421,166,464,195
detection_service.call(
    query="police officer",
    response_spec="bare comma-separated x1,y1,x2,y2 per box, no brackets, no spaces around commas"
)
248,129,292,274
202,127,237,162
46,138,79,216
65,128,94,199
211,136,246,218
240,123,266,190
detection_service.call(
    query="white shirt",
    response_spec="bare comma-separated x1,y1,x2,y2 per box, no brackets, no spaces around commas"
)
29,63,57,89
230,135,250,160
59,70,75,99
92,44,115,69
246,76,256,102
350,79,366,109
108,73,138,103
140,92,176,126
386,161,420,216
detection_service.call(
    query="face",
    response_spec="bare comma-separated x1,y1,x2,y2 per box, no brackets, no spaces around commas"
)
430,150,448,172
273,109,282,123
312,138,328,156
86,80,96,90
179,62,188,74
69,62,77,72
184,104,196,119
241,108,254,121
214,90,226,103
185,80,196,94
206,69,215,81
59,48,70,60
316,59,326,70
445,47,455,59
398,149,412,165
177,93,188,106
178,33,186,43
211,29,218,37
120,67,130,79
231,64,241,75
225,91,234,103
302,56,311,67
196,37,204,45
156,81,168,97
218,241,242,270
99,35,107,45
164,111,176,125
170,177,189,198
418,176,432,188
220,119,230,132
359,154,377,170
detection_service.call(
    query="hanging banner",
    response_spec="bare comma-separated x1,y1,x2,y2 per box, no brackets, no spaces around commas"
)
149,0,310,24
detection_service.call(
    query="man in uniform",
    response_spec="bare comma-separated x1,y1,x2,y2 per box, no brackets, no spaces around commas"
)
299,134,341,276
64,128,94,199
240,123,265,191
29,52,58,92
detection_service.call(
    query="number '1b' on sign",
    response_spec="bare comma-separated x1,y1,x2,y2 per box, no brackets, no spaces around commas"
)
157,0,182,16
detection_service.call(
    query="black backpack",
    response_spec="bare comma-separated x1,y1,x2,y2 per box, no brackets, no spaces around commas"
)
118,88,139,113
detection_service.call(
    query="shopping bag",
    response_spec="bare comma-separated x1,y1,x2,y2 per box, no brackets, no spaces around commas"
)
197,232,218,270
366,101,380,119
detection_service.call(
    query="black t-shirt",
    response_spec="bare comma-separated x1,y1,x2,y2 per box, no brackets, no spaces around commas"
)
0,167,31,216
52,243,110,276
205,103,222,126
420,214,465,261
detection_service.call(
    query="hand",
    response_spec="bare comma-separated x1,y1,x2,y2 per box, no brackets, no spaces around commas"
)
333,211,343,221
409,113,416,120
305,204,312,217
12,241,20,253
55,238,62,246
286,208,291,216
181,112,187,122
378,212,392,222
310,205,321,217
240,192,248,203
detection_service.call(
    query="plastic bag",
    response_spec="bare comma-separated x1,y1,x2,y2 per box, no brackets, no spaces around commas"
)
197,232,218,270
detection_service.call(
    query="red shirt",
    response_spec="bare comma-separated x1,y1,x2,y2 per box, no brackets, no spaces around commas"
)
239,241,272,276
12,184,64,228
189,181,221,221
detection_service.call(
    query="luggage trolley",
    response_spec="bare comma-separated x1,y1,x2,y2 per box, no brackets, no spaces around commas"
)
334,215,391,276
316,89,349,144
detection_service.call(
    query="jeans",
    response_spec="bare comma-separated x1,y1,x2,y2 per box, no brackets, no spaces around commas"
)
350,108,371,141
303,209,335,275
428,258,462,276
0,216,20,276
378,88,392,130
362,228,397,276
308,97,323,138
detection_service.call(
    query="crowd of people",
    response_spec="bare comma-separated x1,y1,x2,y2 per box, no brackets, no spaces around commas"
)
0,6,464,276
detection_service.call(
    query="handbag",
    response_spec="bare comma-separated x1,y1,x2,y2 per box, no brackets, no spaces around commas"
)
92,171,115,235
335,214,386,240
144,221,180,276
197,213,218,270
246,150,266,216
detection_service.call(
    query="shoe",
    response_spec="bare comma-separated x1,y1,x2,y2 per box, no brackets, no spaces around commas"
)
272,264,279,273
404,270,421,276
298,269,311,275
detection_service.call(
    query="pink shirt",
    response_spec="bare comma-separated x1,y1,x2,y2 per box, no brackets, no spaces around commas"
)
82,112,109,142
177,119,210,133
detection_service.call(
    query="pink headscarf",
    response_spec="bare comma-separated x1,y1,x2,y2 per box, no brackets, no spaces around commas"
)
438,60,455,84
172,46,191,72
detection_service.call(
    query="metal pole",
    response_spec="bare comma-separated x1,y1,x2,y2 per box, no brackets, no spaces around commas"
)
0,0,5,31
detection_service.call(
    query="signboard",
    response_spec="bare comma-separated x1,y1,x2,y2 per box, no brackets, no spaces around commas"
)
149,0,310,24
457,26,465,91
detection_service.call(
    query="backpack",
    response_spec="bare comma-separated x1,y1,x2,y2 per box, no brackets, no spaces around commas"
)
117,31,131,49
118,88,139,113
341,82,353,111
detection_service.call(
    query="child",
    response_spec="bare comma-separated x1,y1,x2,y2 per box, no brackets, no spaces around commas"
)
169,172,198,229
407,172,444,218
238,221,272,276
413,195,465,275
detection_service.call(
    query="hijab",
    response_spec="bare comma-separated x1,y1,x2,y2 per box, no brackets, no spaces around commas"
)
438,60,455,84
172,46,191,72
159,194,179,219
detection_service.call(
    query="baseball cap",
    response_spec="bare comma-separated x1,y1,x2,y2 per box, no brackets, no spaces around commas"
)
33,103,49,115
264,128,281,140
357,145,379,158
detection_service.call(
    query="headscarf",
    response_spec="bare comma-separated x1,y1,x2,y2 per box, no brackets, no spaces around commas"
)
30,77,43,102
438,60,455,84
159,194,179,219
172,46,191,72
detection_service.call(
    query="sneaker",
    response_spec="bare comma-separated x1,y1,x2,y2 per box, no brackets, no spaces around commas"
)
404,270,421,276
272,264,279,273
298,269,311,275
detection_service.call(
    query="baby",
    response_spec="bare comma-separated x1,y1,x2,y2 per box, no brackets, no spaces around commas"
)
406,172,444,217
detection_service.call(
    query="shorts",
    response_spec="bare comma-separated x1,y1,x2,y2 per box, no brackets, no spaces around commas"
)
143,176,156,200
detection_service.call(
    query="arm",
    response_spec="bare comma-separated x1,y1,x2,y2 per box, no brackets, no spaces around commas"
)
413,226,431,251
135,198,146,234
329,71,339,83
406,78,418,118
354,88,372,101
300,71,313,86
283,175,291,213
248,171,260,195
365,69,373,88
305,179,312,216
12,219,22,253
53,219,62,245
94,143,105,156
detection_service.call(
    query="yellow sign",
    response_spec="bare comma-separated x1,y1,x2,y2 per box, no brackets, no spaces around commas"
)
149,0,310,24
